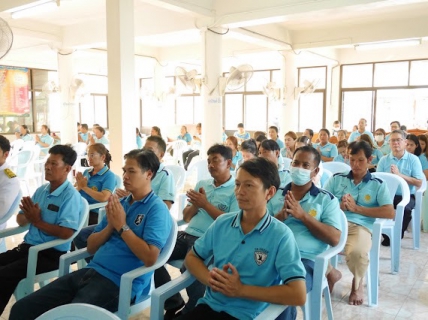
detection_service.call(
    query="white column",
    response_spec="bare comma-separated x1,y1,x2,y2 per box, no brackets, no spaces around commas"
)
106,0,136,174
57,51,78,144
279,52,298,133
201,30,222,156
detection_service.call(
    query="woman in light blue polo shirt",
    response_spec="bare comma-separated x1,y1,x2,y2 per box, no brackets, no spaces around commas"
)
418,135,428,179
89,126,109,147
136,127,143,149
225,136,242,171
75,143,116,225
313,129,338,162
16,125,34,142
35,125,54,152
177,126,192,145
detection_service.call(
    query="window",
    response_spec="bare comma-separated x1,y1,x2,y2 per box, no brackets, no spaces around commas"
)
245,94,267,131
79,95,108,128
342,64,373,88
224,94,243,129
374,62,409,87
410,60,428,86
341,91,374,130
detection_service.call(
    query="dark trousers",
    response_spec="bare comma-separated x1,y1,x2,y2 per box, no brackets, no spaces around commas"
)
183,150,200,170
394,194,415,238
154,231,205,313
9,268,120,320
0,242,65,314
177,303,238,320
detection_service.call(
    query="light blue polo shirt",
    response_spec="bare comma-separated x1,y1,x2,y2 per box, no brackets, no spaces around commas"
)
80,165,116,210
177,133,192,143
20,180,81,252
21,134,33,142
193,211,306,320
231,151,243,171
233,131,250,141
333,154,349,165
79,132,89,143
371,148,384,166
95,136,109,146
151,163,175,203
348,130,375,143
419,154,428,171
267,169,292,216
281,183,342,260
312,142,338,159
185,177,239,237
377,151,425,195
136,135,143,149
38,134,53,147
89,191,172,301
324,171,391,232
222,132,227,142
376,142,391,156
275,138,285,149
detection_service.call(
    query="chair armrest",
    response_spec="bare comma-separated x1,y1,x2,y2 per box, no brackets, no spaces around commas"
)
88,202,108,210
59,248,93,277
254,304,287,320
0,225,29,239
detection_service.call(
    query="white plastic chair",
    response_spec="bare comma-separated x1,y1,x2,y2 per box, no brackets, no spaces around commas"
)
282,157,292,170
186,158,211,182
255,210,348,320
371,172,410,274
36,303,121,320
172,140,189,167
0,190,22,253
411,178,426,249
320,168,333,187
0,197,89,300
58,219,178,320
10,139,24,157
7,149,35,196
73,142,89,174
165,164,186,192
322,161,351,175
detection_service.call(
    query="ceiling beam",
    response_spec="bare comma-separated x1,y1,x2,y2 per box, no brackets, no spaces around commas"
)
0,0,41,12
141,0,215,17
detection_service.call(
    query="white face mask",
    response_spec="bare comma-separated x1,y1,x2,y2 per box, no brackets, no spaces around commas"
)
290,166,313,186
375,135,384,142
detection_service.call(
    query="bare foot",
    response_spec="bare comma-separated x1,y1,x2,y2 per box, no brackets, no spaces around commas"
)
327,267,342,293
349,277,364,306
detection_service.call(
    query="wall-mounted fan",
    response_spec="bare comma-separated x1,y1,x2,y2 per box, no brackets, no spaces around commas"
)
294,79,319,100
211,64,254,96
70,75,86,100
262,81,281,101
0,17,13,60
175,66,202,92
42,81,60,97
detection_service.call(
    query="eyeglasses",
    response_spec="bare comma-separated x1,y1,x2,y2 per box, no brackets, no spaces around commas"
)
390,138,404,143
87,153,101,158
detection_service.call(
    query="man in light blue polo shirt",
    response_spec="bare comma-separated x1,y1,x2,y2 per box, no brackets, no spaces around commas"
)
10,149,173,319
377,129,424,246
325,141,394,306
313,129,338,162
233,122,250,145
181,157,306,320
155,144,239,318
78,124,90,143
0,145,81,316
348,118,375,144
268,125,285,149
385,121,401,143
275,146,342,319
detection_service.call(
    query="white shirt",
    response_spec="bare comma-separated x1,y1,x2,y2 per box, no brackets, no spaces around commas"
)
0,162,21,231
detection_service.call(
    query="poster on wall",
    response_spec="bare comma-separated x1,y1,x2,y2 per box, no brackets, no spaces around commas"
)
0,66,30,115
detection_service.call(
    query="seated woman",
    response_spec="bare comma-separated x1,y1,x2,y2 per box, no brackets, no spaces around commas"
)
374,128,391,156
75,143,116,225
333,140,349,164
224,136,242,171
359,134,384,171
169,126,192,145
255,134,267,150
406,134,422,157
89,126,109,147
183,123,202,170
313,129,338,162
15,125,34,142
151,126,162,137
281,131,297,159
236,138,258,170
35,125,54,153
337,130,347,142
418,135,428,180
136,128,143,149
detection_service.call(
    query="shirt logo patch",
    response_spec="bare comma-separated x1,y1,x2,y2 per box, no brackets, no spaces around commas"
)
254,248,268,266
4,168,16,179
309,209,317,217
364,194,371,202
134,214,144,226
218,204,228,211
91,186,98,191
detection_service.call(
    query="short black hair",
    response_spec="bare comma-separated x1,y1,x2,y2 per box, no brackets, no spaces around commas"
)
94,126,105,135
124,149,160,181
407,134,422,156
241,139,258,157
238,157,280,191
319,128,330,137
49,145,77,166
255,134,267,143
237,123,244,128
146,135,167,153
81,124,88,130
260,139,280,152
400,125,407,131
0,135,11,153
390,121,401,127
349,140,372,159
207,144,232,161
391,129,406,139
293,145,321,167
269,126,278,133
305,128,314,138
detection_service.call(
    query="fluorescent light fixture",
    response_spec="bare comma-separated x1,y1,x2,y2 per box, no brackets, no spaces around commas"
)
354,39,421,50
11,0,59,19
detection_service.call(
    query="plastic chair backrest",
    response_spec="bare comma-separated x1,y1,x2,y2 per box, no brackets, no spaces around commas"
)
115,174,123,189
73,142,88,156
187,159,211,182
371,172,410,201
0,190,22,253
322,162,351,175
10,150,34,178
283,157,292,170
173,140,188,151
22,140,36,150
35,303,121,320
165,164,186,192
320,168,332,187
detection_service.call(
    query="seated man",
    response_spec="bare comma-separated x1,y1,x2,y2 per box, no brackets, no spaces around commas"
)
10,149,173,319
376,130,424,245
233,122,250,145
274,146,342,319
0,145,81,316
0,135,21,229
155,144,239,319
180,157,306,320
324,141,394,305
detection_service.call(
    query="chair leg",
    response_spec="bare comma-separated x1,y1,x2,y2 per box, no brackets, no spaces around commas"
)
323,286,334,320
412,209,420,250
392,232,401,274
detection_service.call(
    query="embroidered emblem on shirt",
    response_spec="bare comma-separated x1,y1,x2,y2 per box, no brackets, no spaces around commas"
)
309,209,317,217
4,168,16,179
91,186,98,191
364,194,371,202
134,214,144,226
254,248,268,266
218,204,227,211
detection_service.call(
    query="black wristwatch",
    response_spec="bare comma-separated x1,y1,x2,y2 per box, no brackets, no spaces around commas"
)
118,224,130,236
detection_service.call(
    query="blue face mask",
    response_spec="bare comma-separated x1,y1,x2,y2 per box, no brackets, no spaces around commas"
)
290,166,313,186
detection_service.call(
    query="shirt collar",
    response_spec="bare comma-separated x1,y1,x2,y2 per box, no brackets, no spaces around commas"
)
211,175,235,188
390,150,409,161
89,165,109,176
124,190,155,204
282,182,320,197
44,180,70,197
231,210,272,234
346,170,371,183
158,162,165,173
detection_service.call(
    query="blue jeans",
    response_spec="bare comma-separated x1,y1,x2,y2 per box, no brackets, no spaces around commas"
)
276,258,314,320
9,268,120,320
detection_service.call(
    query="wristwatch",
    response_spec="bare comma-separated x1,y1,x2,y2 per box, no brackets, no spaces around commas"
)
118,224,130,236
